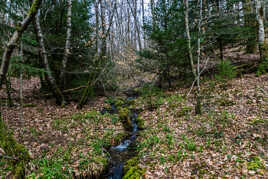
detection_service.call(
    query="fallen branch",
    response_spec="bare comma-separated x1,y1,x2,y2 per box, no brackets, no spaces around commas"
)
43,86,87,97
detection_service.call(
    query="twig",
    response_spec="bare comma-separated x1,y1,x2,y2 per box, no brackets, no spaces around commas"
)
186,57,210,97
0,154,18,161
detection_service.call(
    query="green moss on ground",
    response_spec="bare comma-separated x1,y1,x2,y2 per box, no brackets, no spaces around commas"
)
135,116,145,129
123,157,146,179
0,115,31,178
119,107,133,131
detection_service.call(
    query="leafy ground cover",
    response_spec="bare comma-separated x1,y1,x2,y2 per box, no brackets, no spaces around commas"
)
134,74,268,178
0,78,126,177
0,73,268,178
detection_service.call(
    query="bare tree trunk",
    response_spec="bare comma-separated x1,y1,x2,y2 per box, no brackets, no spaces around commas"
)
196,0,203,115
60,0,72,89
34,10,66,106
141,0,146,48
150,0,156,30
184,0,196,78
100,0,107,58
244,0,257,53
19,41,24,121
94,0,101,55
0,0,41,88
256,0,266,62
127,0,142,51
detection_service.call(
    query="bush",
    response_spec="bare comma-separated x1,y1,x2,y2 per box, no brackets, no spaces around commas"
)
215,60,237,81
257,58,268,76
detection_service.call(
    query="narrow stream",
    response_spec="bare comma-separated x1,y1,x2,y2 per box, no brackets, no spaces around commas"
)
100,97,139,179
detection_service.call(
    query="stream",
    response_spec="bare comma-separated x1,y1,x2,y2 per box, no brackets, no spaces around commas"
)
100,97,140,179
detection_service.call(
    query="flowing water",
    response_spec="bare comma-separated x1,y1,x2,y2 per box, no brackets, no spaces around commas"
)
101,98,139,179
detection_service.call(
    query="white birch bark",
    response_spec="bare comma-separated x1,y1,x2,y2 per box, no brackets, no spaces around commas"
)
256,0,266,61
60,0,72,89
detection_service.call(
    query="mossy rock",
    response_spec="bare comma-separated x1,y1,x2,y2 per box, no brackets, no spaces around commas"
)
119,107,133,131
123,157,145,179
0,116,31,178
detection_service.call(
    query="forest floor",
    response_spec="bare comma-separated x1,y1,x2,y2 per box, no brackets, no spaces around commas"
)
0,72,268,178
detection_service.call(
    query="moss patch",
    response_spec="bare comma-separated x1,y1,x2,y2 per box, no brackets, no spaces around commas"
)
135,116,145,129
123,157,146,179
119,107,133,131
0,115,31,177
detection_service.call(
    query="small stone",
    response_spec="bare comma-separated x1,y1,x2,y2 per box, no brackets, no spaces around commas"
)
248,170,256,175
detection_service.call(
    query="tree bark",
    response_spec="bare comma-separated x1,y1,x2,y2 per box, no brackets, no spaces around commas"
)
196,0,203,115
0,0,42,88
100,0,107,58
94,0,101,55
127,0,142,51
256,0,266,61
184,0,196,78
141,0,146,48
34,9,66,105
60,0,72,89
244,0,257,53
19,41,24,121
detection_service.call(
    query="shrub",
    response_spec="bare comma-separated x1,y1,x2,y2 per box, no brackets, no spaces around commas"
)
215,60,237,81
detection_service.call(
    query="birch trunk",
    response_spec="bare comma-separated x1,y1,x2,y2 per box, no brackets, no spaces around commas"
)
0,0,41,88
196,0,203,115
184,0,196,78
256,0,266,61
60,0,72,89
34,10,66,105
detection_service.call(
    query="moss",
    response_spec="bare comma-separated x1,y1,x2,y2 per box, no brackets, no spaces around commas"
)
247,156,265,171
0,116,31,177
94,156,108,166
250,118,268,126
114,98,125,107
119,107,133,131
135,116,145,129
123,157,145,179
27,0,40,17
113,132,128,145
